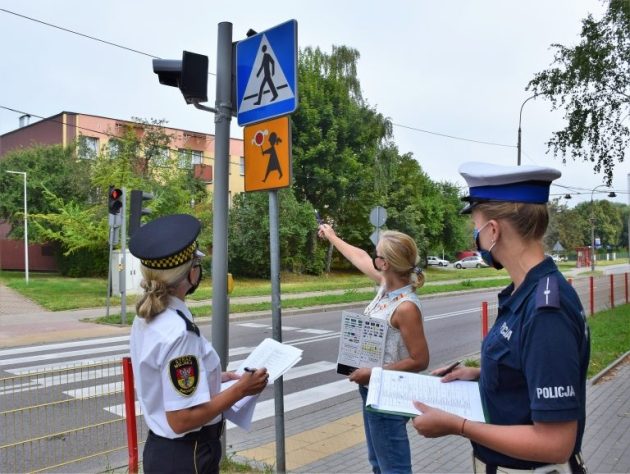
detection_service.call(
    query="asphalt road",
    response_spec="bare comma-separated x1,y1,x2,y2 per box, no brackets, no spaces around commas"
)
0,289,497,473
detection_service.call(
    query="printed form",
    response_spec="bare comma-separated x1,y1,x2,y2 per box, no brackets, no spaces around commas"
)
222,338,303,430
367,367,486,422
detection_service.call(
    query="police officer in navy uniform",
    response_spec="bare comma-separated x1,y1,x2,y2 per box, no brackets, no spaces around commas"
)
412,163,589,474
129,214,268,474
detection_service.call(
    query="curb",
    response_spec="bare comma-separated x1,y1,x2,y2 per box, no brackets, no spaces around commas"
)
589,349,630,385
86,285,506,327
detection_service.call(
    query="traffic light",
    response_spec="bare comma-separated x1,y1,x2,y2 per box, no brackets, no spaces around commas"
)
152,51,209,104
129,190,154,238
108,186,123,215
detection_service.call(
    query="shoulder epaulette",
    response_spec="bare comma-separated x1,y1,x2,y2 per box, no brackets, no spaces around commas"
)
175,309,200,336
535,275,560,309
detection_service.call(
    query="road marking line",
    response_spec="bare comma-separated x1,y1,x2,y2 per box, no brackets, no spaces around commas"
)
0,335,130,357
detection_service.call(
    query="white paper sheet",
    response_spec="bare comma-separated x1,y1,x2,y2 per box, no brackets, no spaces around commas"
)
221,380,258,431
233,337,303,382
221,338,303,430
366,367,486,422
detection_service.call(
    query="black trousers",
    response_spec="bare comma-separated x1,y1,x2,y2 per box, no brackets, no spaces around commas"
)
143,423,223,474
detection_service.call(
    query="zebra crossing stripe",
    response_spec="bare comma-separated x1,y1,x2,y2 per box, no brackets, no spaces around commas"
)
103,361,339,418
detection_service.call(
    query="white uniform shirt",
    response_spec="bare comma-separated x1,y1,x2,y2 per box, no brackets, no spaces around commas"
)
363,284,423,366
130,296,222,438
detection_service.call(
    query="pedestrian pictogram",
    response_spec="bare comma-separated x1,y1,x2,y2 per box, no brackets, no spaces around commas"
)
244,116,291,191
236,20,298,126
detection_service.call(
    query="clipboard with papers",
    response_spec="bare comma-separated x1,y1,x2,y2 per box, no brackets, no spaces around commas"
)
366,367,486,422
336,311,388,375
222,338,302,430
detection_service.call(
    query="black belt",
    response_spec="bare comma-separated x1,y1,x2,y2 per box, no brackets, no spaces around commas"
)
150,420,224,443
483,453,586,474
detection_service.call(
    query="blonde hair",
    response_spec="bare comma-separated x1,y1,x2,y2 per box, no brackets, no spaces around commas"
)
379,230,425,290
475,202,548,241
135,261,193,322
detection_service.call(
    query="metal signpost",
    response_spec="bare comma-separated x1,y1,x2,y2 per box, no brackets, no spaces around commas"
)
237,19,298,473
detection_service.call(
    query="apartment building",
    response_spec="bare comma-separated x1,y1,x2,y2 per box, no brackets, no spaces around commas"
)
0,112,245,271
0,111,246,197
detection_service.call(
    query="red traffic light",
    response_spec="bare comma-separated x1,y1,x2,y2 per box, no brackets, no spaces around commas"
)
108,186,123,215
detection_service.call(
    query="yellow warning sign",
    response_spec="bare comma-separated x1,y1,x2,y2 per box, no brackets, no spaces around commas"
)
243,116,291,191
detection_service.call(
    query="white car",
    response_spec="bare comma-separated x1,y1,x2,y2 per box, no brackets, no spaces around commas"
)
427,256,450,267
453,256,488,269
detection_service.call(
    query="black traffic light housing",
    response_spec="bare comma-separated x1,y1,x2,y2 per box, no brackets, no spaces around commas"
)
129,190,154,238
108,186,123,215
153,51,208,104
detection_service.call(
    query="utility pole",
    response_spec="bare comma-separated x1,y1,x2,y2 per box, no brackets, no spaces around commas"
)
517,94,538,166
6,171,28,283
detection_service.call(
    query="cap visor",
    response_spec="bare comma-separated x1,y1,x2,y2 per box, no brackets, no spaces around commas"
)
194,249,206,257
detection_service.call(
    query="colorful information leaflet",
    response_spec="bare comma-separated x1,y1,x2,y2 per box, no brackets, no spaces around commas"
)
337,311,388,375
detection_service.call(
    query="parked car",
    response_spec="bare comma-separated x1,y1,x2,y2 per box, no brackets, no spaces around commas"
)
551,254,567,263
427,256,450,267
453,256,488,269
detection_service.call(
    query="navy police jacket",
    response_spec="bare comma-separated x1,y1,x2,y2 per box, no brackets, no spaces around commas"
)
474,257,590,469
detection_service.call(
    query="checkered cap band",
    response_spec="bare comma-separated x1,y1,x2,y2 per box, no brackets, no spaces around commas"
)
141,241,197,269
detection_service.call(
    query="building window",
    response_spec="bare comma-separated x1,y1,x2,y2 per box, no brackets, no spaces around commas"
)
239,156,245,176
108,139,122,159
78,136,99,160
153,147,170,167
178,149,191,169
178,149,203,169
192,150,203,165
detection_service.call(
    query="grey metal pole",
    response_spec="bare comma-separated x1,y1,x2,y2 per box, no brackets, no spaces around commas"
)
517,95,537,167
22,172,28,284
211,21,232,370
6,171,28,283
269,189,286,473
106,225,114,318
121,187,127,325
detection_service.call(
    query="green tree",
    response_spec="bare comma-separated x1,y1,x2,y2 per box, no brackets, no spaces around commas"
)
25,119,210,275
528,0,630,185
228,189,323,277
292,46,393,244
384,154,469,261
0,144,92,240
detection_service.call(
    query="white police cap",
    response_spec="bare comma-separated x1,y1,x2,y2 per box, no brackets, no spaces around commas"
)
458,162,561,214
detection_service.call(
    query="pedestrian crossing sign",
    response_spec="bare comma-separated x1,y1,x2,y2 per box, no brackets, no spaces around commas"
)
236,19,298,126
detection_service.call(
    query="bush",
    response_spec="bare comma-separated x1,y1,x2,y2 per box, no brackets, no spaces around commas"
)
56,247,109,277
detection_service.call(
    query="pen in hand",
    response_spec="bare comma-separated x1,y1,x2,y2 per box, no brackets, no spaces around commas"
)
243,367,257,374
440,360,461,377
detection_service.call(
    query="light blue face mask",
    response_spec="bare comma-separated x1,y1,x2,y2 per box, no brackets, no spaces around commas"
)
473,221,503,270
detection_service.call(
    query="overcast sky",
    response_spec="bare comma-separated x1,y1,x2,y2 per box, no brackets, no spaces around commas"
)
1,0,628,207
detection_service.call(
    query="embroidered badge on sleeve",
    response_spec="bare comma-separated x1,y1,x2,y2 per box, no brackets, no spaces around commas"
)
169,355,199,396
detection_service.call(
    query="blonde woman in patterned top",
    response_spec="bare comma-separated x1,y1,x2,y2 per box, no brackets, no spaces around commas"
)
318,224,430,474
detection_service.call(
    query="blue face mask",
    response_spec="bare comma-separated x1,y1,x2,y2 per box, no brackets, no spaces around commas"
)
473,221,503,270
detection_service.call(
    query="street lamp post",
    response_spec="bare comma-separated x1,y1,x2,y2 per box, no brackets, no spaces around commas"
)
6,170,29,284
517,94,538,166
590,184,615,272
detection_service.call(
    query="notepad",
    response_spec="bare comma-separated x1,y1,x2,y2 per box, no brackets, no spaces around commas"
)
366,367,486,422
222,338,303,430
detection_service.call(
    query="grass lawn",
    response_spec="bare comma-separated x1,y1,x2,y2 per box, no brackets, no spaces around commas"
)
1,268,510,311
587,304,630,378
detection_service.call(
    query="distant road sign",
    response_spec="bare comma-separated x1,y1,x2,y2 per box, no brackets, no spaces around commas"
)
370,206,387,227
236,20,298,126
244,116,292,191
